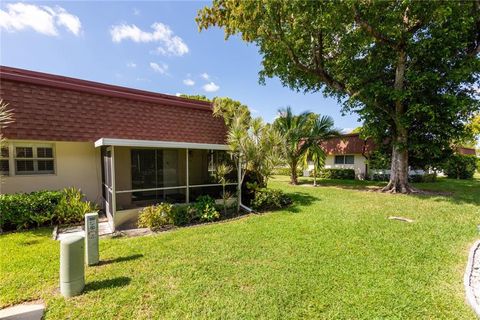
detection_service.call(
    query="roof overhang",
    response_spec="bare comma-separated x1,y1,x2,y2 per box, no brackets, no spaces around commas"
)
94,138,229,151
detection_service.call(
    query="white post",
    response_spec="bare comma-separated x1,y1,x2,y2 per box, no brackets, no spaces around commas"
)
84,212,99,266
186,148,189,203
111,146,116,232
237,155,242,211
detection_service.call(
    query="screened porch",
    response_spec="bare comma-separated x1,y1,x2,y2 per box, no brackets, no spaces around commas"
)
95,138,238,230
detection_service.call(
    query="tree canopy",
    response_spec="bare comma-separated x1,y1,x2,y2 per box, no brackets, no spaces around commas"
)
197,0,480,193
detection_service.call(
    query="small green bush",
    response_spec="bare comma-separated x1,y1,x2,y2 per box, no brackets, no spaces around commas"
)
442,154,477,179
193,195,220,222
54,188,96,225
138,203,173,230
421,173,437,183
251,188,293,211
317,168,355,180
199,204,220,222
170,205,196,226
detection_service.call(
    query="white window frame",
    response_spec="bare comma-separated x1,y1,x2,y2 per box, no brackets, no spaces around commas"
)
13,143,56,175
334,155,355,165
0,144,10,175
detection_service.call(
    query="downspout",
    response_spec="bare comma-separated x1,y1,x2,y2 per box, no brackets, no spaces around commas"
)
361,138,369,179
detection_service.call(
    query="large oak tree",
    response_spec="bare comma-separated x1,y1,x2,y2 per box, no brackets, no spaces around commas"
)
197,0,480,193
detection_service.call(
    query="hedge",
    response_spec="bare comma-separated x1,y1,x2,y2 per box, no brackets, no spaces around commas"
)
317,168,356,180
0,188,96,232
442,154,478,179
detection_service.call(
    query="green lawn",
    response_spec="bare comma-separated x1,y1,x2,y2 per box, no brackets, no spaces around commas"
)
1,176,479,319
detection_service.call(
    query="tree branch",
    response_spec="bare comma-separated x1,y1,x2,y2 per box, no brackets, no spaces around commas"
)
467,0,480,57
353,6,397,48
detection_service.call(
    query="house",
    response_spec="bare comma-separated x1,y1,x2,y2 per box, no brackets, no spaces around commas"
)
317,133,375,179
314,133,477,179
0,66,238,230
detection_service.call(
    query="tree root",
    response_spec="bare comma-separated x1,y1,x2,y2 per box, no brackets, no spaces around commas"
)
380,181,420,194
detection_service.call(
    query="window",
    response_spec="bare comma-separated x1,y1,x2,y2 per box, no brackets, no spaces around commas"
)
0,146,9,175
334,155,355,165
14,145,55,175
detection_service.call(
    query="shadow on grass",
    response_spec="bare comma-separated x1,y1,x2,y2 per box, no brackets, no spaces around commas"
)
296,177,385,191
285,191,319,213
84,276,131,293
98,254,144,266
300,176,480,207
410,178,480,207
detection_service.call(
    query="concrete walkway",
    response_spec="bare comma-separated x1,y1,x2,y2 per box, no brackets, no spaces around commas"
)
0,302,44,320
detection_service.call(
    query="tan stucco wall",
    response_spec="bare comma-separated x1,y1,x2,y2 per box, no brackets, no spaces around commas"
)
0,140,102,204
324,154,367,178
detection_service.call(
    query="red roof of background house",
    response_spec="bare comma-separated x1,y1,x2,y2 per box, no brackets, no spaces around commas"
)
0,66,227,144
457,147,476,155
320,133,376,155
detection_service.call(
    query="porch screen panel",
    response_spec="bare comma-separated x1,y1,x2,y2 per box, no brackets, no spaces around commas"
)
126,148,187,207
188,149,237,201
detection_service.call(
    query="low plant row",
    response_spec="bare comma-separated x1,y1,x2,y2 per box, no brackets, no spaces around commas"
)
138,195,233,230
0,188,97,232
138,188,293,231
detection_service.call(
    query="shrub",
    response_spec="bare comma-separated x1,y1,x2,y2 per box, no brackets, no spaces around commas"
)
251,188,293,211
54,188,96,225
317,168,355,180
0,190,63,231
199,204,220,222
442,154,477,179
170,205,196,226
0,188,95,232
421,173,437,183
138,203,173,230
193,195,220,222
272,167,303,177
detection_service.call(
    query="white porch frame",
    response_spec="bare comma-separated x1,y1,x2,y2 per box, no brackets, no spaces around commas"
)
95,138,238,229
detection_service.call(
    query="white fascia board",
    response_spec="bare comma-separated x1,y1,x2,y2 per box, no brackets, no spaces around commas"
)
94,138,229,151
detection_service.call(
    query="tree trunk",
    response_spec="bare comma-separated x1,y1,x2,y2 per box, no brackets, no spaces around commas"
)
381,48,415,194
290,160,298,185
381,133,415,193
313,167,317,186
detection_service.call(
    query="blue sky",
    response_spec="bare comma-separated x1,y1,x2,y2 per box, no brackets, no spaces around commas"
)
0,1,360,130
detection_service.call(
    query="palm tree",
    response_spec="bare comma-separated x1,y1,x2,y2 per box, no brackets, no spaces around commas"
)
215,163,232,214
302,116,339,186
274,107,338,185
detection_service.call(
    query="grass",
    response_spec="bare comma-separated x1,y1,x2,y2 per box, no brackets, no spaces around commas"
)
1,175,479,319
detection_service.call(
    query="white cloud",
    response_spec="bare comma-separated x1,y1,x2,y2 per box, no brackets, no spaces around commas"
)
201,73,210,80
250,108,259,114
126,62,137,68
183,79,195,86
150,62,168,74
203,82,220,93
342,128,354,133
175,93,182,97
0,3,82,36
110,22,189,56
55,7,81,35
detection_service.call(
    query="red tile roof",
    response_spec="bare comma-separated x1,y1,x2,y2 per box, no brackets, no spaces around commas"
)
321,133,376,155
0,66,227,144
457,147,476,155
